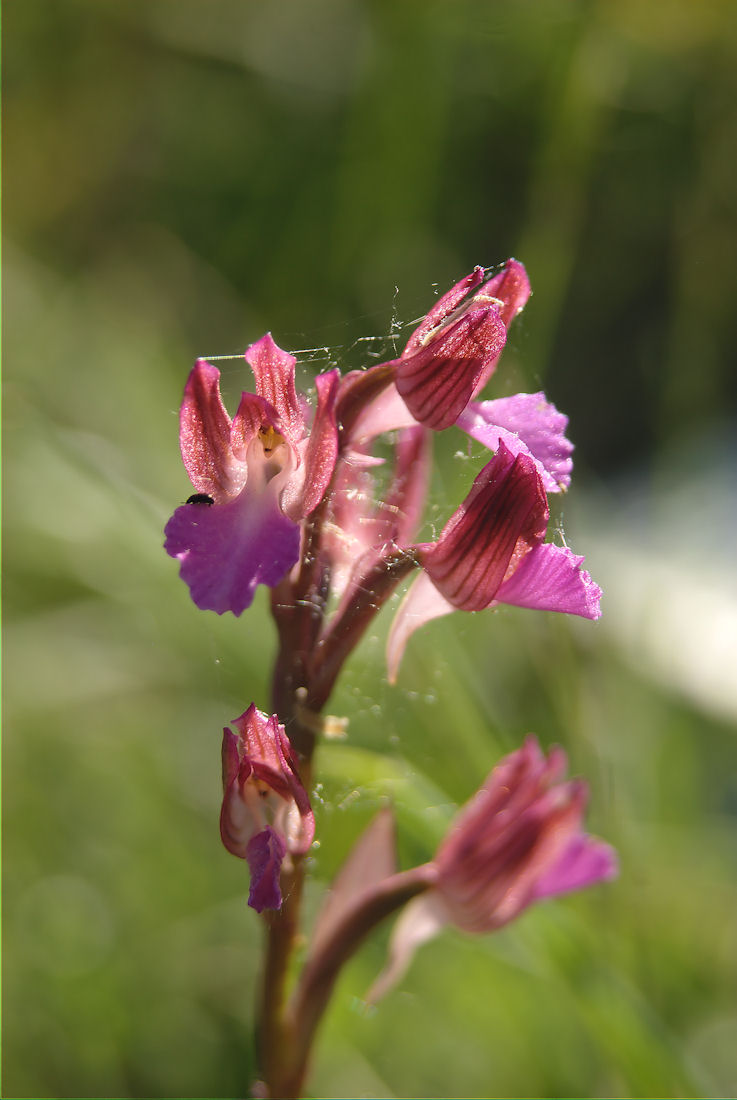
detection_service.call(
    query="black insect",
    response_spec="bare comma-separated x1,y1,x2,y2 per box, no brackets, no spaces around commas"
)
186,493,215,506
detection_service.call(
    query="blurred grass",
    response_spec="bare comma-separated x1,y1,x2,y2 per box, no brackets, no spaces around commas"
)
4,1,737,1097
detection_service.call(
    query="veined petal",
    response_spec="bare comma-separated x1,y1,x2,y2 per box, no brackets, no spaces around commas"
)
179,359,237,497
246,827,287,913
395,307,508,431
494,543,602,619
422,443,548,611
164,460,300,615
386,572,454,684
245,333,304,445
531,832,619,901
457,392,574,493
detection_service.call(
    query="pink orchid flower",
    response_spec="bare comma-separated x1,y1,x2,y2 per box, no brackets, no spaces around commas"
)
164,334,339,615
367,736,617,1000
387,440,601,680
220,704,315,913
393,260,531,430
347,260,574,495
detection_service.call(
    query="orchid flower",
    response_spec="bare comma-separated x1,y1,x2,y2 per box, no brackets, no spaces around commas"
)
367,736,617,1001
392,260,531,430
387,440,601,680
164,334,339,615
220,704,315,913
345,260,573,497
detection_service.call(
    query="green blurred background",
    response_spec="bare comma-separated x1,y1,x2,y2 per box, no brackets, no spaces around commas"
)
4,1,737,1097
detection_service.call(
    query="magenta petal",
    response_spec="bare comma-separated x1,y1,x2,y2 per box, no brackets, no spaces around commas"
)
494,543,602,619
246,826,287,913
164,483,300,615
532,833,618,901
457,392,574,493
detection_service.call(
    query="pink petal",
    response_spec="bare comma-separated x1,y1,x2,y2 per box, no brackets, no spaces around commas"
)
179,360,237,497
246,826,287,913
164,470,300,615
245,333,304,445
494,543,602,619
532,833,618,901
457,392,574,493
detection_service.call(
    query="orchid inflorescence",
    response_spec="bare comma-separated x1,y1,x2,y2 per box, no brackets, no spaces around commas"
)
164,260,616,1098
